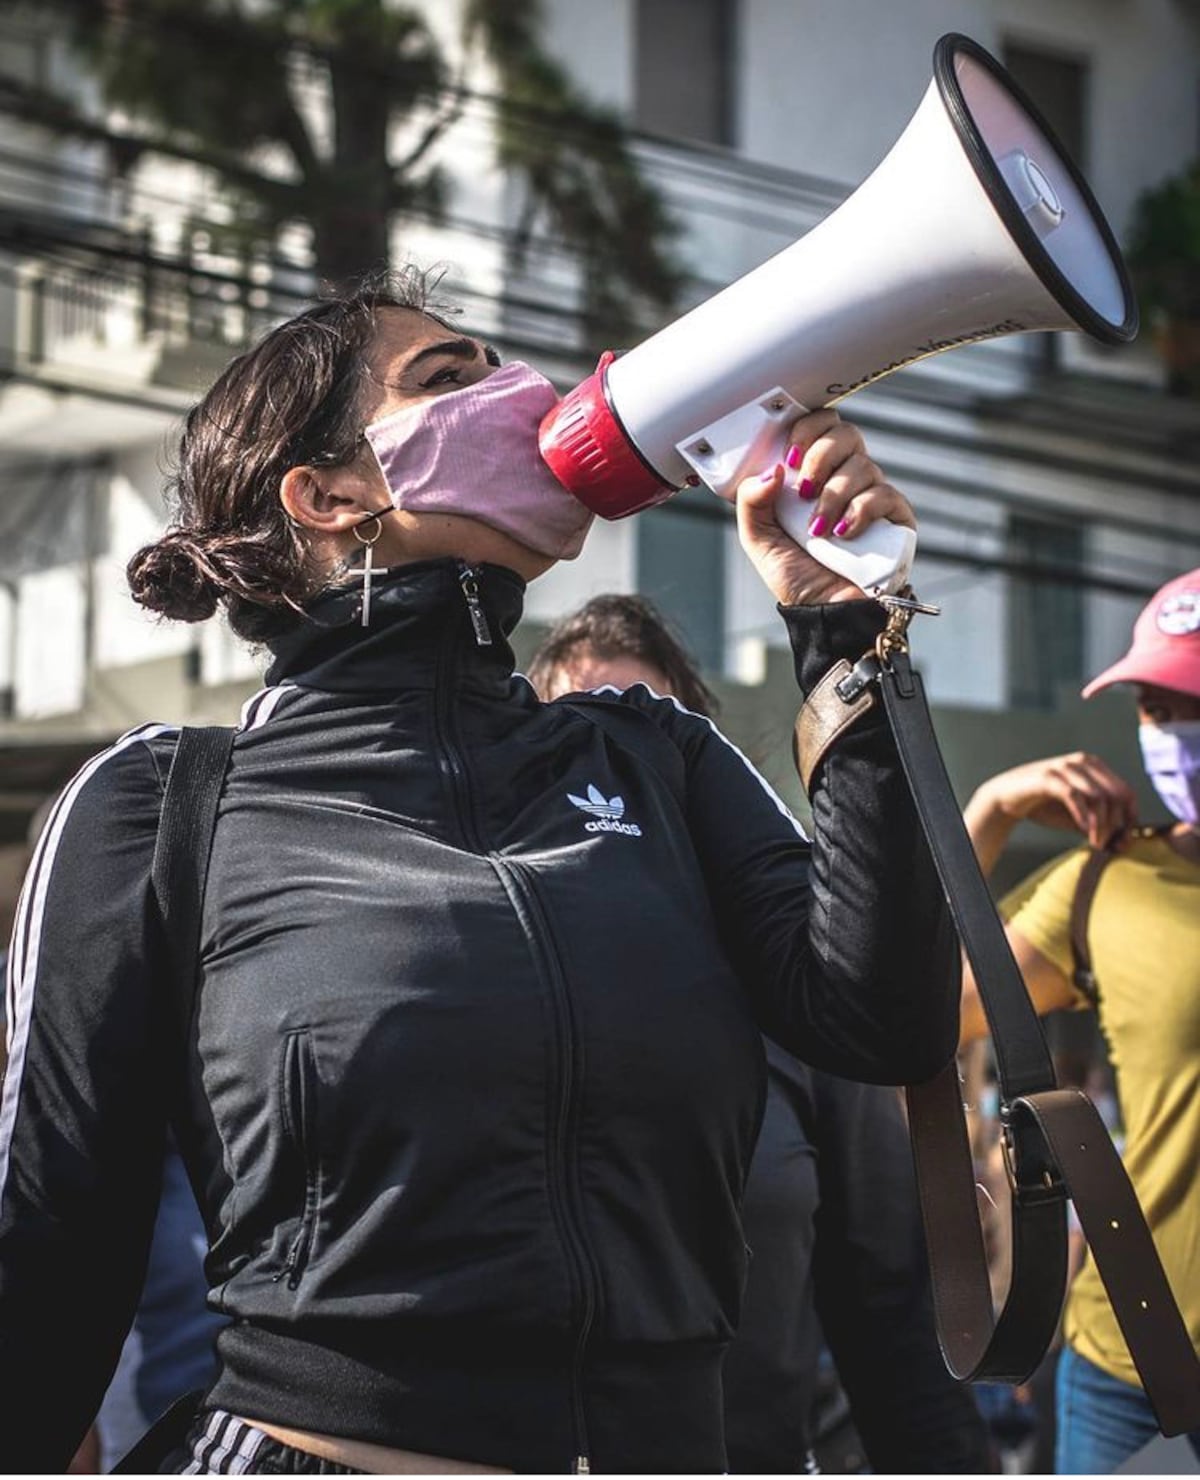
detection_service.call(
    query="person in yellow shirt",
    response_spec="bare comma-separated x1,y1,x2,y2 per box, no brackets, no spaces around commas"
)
959,566,1200,1474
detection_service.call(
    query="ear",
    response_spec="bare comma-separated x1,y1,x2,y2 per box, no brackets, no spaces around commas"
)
280,466,381,534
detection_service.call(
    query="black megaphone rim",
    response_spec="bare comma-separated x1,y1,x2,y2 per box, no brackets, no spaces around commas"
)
933,32,1138,345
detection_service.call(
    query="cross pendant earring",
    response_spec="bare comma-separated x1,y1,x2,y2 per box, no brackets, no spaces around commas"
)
353,514,384,628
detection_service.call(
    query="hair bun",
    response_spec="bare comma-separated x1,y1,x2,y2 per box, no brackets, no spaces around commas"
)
126,530,221,622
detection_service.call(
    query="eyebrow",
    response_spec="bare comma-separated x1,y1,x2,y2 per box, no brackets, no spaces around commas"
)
402,336,483,374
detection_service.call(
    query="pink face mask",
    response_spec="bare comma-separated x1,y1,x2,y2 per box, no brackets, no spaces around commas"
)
363,360,594,560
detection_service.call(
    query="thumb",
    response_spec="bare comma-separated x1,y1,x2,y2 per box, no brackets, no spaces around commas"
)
737,463,785,524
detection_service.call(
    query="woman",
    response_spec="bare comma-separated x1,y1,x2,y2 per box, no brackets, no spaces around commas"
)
958,566,1200,1473
0,271,958,1475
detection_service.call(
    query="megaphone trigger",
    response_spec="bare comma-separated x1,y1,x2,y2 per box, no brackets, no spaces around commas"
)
675,387,807,498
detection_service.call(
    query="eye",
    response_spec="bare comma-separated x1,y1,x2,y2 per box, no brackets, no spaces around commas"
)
419,364,464,389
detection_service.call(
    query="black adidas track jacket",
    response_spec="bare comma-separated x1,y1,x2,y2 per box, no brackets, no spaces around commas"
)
0,560,958,1473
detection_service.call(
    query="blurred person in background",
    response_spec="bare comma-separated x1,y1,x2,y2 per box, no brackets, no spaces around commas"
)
0,272,959,1474
90,1140,224,1473
530,594,991,1475
958,567,1200,1474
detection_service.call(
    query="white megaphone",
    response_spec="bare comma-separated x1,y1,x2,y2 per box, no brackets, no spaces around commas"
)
539,32,1138,597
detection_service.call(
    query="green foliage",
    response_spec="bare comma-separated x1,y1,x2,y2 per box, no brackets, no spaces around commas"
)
1126,161,1200,321
466,0,684,343
0,0,681,331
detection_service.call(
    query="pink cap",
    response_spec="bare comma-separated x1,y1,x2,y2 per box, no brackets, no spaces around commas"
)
1082,567,1200,699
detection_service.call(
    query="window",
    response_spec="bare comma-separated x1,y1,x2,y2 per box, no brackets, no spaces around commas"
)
636,495,725,674
1002,42,1089,172
1007,514,1084,710
634,0,735,146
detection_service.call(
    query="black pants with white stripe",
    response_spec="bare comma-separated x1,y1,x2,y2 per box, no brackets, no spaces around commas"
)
165,1410,363,1475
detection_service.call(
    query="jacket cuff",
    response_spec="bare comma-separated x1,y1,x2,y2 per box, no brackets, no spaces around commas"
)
778,600,888,698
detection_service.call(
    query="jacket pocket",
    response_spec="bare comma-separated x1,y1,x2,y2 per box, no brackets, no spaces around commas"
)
275,1029,320,1289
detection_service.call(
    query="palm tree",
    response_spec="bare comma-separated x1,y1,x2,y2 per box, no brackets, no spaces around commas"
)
0,0,683,341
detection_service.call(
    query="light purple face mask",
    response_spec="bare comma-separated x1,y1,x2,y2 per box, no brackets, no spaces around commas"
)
1139,720,1200,827
363,360,594,561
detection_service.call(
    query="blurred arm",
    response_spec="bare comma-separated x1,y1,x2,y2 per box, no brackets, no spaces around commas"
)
957,754,1130,1044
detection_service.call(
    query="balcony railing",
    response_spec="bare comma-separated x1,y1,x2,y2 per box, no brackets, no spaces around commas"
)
0,207,305,392
0,113,1169,407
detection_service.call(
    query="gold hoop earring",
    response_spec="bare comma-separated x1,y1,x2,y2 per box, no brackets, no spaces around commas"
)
353,514,384,628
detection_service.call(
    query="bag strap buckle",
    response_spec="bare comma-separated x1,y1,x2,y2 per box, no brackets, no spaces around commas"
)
1000,1107,1067,1209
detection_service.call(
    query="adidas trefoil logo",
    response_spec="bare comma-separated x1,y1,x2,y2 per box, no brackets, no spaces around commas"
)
568,783,643,837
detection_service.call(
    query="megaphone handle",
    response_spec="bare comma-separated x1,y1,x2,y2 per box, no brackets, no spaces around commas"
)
672,389,916,596
772,481,917,598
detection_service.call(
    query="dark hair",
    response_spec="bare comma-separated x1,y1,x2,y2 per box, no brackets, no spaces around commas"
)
126,265,453,642
526,593,718,719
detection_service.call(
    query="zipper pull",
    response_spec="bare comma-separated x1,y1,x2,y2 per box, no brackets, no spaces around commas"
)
573,1459,590,1475
458,565,493,647
272,1233,301,1285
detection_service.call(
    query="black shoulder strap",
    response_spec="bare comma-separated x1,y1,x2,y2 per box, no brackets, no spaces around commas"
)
113,727,234,1476
562,694,687,811
1069,847,1116,1008
878,651,1200,1435
1070,828,1173,1009
151,725,235,1043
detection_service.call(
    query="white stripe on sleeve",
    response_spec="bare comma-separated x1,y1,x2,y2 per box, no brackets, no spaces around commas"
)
0,723,176,1206
238,683,296,732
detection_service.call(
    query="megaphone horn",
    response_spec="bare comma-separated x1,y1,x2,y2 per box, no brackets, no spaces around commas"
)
539,32,1138,597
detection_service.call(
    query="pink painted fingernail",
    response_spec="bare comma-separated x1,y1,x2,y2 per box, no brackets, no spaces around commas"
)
798,477,816,500
785,444,803,470
808,514,827,538
833,517,851,537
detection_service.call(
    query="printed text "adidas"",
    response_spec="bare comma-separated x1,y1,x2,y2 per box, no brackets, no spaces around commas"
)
568,785,643,837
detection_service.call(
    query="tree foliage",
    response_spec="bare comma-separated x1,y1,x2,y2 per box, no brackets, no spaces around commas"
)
1127,161,1200,321
0,0,683,339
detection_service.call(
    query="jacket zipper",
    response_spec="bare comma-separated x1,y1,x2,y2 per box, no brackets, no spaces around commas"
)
436,576,593,1467
275,1031,319,1289
499,858,598,1473
458,564,492,647
434,567,488,854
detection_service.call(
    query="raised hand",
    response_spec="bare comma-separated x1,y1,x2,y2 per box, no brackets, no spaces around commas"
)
968,752,1139,862
734,409,915,606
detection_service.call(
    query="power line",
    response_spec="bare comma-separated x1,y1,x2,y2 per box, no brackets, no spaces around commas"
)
0,127,826,279
0,211,602,341
0,142,696,346
2,223,1196,557
4,200,1195,518
0,138,594,279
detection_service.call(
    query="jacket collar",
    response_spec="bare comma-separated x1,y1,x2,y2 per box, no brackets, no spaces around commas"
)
264,558,526,694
